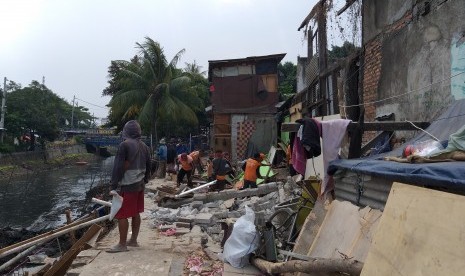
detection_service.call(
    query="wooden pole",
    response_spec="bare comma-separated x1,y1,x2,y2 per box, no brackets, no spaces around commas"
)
251,256,363,275
0,216,94,255
65,210,77,245
0,215,110,259
43,224,102,276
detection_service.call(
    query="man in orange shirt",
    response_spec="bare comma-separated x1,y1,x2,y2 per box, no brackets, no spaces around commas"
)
189,150,204,175
177,153,193,188
241,153,264,189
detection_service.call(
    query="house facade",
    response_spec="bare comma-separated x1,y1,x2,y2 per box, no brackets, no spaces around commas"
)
208,54,285,162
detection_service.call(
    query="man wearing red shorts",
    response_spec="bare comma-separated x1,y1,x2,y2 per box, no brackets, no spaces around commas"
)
108,120,151,252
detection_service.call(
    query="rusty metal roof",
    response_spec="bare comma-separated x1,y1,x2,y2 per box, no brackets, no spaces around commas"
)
208,53,286,67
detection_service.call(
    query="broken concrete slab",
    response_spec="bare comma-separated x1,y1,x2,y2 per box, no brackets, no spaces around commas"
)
161,182,280,209
174,222,190,229
193,213,213,224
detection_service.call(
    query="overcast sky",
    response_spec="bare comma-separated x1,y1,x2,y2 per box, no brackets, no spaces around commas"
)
0,0,319,119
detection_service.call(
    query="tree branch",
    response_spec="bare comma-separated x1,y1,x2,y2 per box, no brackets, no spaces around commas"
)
251,256,363,275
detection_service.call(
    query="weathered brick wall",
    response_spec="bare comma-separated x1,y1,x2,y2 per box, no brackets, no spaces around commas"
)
361,11,413,143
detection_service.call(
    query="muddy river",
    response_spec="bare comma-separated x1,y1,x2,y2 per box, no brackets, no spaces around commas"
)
0,157,114,231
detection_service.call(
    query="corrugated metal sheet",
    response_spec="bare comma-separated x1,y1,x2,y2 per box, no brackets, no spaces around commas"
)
334,171,393,210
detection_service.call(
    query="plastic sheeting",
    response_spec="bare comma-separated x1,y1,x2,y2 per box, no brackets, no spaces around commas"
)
329,99,465,192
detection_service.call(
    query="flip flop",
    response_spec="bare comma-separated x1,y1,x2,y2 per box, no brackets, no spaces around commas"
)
106,244,129,253
126,240,140,247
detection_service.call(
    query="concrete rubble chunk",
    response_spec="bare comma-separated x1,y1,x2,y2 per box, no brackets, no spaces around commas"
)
174,222,190,228
220,198,235,209
160,182,280,208
193,213,213,224
159,224,176,231
190,201,204,210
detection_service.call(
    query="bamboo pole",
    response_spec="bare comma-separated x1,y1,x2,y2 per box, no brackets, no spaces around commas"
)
175,180,217,198
0,215,110,259
65,210,77,245
0,243,43,272
91,198,112,207
0,216,95,255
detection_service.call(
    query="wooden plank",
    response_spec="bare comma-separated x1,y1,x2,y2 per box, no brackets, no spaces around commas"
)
44,224,102,276
282,121,430,132
361,183,465,276
306,200,382,262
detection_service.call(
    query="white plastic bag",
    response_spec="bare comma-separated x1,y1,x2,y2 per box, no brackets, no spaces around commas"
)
109,190,123,220
222,206,259,268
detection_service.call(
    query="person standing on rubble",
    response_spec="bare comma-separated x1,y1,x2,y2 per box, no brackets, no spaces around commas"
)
211,150,235,191
177,152,194,188
242,153,266,189
166,138,177,178
108,120,151,253
156,138,167,178
189,149,204,175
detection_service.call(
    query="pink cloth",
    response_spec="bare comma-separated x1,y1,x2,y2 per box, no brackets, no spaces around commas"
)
292,135,307,176
321,119,351,195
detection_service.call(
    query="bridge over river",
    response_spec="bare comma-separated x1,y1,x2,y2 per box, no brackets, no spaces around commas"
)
82,135,151,157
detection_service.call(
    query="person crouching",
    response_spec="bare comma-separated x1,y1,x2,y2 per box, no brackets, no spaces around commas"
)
177,153,193,188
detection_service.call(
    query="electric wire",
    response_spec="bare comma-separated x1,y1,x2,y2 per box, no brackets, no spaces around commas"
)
339,71,465,109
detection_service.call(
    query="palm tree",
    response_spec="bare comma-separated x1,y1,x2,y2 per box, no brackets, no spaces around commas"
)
108,37,203,141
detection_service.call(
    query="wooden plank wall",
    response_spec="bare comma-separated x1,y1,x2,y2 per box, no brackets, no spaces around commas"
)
361,182,465,276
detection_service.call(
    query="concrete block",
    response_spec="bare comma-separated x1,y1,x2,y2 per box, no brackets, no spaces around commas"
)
193,213,213,224
177,217,193,223
175,228,190,235
190,200,204,210
212,211,229,219
190,225,202,235
221,198,235,209
203,202,220,208
159,224,176,231
174,222,190,228
229,211,242,218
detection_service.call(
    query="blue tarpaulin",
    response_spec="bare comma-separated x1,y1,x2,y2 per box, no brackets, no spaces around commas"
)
329,99,465,193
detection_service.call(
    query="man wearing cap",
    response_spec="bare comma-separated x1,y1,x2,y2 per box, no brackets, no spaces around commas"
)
108,120,151,252
156,138,167,178
177,152,193,187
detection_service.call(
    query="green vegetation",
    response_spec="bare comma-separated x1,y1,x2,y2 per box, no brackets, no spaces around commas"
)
2,80,93,151
278,61,297,98
328,41,358,63
103,37,208,139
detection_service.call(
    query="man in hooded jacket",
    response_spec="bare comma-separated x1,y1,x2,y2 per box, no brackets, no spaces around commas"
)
108,120,151,252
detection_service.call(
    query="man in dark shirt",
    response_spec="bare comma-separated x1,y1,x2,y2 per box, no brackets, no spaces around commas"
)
211,150,234,191
108,120,151,253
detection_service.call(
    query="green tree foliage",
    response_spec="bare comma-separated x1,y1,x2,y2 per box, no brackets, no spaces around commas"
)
328,41,358,63
278,61,297,99
4,81,93,149
105,37,206,139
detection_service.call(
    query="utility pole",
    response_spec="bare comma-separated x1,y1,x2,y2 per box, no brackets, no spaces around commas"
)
0,77,7,143
71,95,75,129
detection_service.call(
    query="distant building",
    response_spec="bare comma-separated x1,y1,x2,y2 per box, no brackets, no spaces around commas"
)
207,53,286,162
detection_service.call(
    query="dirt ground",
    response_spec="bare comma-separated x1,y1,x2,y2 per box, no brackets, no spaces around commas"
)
68,176,262,276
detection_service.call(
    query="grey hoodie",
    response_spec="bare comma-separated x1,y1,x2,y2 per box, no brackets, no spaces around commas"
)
111,120,151,192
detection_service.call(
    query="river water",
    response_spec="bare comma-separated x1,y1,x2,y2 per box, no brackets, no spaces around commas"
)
0,157,114,231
